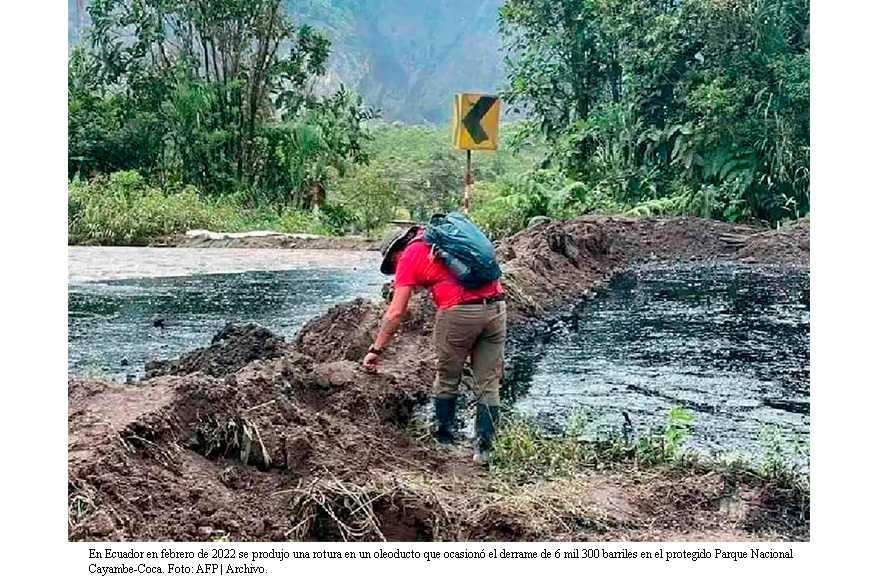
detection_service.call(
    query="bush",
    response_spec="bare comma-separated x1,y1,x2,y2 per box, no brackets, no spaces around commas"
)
332,163,399,236
317,203,357,236
275,209,331,236
626,181,750,221
470,188,528,239
68,170,222,244
470,170,608,239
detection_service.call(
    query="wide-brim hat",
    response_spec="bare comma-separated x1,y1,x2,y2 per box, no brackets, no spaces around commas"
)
379,225,421,275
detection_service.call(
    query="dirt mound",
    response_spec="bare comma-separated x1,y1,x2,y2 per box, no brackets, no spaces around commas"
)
69,352,433,541
145,323,291,378
295,299,383,363
496,219,617,322
738,218,810,266
69,216,810,541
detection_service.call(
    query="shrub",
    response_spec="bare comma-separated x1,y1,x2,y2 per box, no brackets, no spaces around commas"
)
471,170,599,239
635,407,695,465
333,163,399,236
471,194,528,239
68,170,220,244
275,209,331,236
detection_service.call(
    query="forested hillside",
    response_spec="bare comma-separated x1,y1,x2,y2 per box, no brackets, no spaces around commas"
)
67,0,809,245
68,0,505,123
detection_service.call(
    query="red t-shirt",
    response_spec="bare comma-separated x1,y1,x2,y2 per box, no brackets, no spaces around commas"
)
394,234,503,310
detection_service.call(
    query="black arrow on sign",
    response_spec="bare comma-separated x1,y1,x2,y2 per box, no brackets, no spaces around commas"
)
462,96,497,144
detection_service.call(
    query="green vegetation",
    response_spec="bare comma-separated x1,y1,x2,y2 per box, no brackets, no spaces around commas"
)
68,171,220,245
67,122,542,243
492,406,808,496
69,0,374,203
499,0,810,224
492,407,695,478
69,0,809,245
68,170,350,244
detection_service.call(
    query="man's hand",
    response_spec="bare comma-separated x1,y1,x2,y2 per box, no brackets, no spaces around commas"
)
362,351,381,370
362,286,413,372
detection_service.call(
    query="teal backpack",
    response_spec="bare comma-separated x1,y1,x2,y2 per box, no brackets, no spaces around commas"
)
423,212,502,288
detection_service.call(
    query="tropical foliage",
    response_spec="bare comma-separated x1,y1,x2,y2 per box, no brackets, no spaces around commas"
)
69,0,810,244
69,0,375,207
499,0,810,224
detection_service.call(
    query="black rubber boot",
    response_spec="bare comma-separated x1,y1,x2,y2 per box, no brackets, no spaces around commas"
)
434,396,458,448
473,404,500,465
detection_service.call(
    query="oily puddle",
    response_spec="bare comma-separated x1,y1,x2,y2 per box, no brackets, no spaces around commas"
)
68,266,383,381
505,261,809,466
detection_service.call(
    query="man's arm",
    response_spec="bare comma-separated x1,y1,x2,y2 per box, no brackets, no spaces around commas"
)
362,285,413,369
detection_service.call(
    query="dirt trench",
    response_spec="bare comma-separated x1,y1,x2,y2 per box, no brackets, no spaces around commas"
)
68,216,809,542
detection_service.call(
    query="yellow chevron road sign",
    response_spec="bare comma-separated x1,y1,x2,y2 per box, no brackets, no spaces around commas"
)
451,93,501,150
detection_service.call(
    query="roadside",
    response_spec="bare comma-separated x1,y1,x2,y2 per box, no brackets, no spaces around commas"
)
152,230,380,251
68,216,809,541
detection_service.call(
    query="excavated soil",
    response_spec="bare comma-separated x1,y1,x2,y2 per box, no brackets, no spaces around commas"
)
144,323,293,379
68,216,809,542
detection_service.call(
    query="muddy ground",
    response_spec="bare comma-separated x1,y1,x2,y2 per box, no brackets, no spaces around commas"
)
68,216,809,542
154,231,379,251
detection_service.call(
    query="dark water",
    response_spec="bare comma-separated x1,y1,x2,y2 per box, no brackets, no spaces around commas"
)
68,266,383,381
506,261,810,464
69,253,810,464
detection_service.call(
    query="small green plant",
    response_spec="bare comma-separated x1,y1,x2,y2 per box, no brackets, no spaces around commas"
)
636,406,695,465
758,424,808,487
564,408,591,440
665,407,694,457
716,449,754,474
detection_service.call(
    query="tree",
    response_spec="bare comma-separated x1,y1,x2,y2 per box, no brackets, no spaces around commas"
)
73,0,376,205
334,161,398,236
498,0,810,223
499,0,609,141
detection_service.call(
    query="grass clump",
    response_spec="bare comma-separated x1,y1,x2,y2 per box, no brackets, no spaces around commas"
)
68,171,228,244
491,405,809,521
492,409,632,478
491,406,692,479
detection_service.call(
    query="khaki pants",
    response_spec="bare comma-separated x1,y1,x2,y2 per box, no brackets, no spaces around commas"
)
432,302,507,406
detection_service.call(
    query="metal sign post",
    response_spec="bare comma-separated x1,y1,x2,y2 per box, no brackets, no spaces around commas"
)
463,150,472,214
452,93,501,214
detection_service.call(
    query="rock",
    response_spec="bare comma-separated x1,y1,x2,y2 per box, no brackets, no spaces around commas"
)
527,216,552,229
88,511,116,536
197,526,214,538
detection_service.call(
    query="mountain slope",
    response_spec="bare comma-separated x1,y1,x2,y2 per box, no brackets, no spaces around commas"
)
67,0,505,123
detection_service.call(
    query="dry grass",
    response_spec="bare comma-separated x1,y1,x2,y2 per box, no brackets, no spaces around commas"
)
68,481,98,527
264,465,637,541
